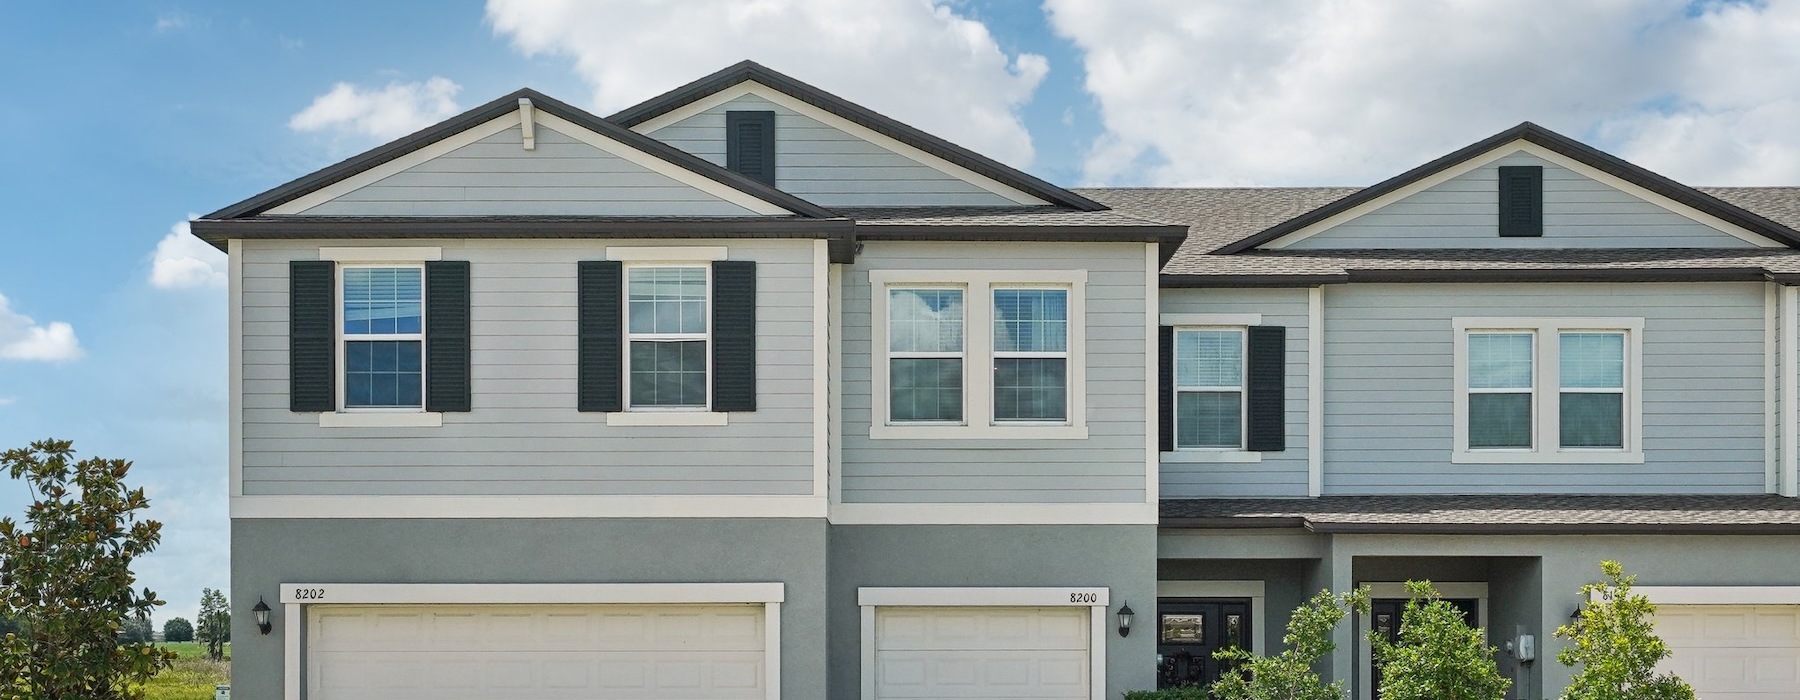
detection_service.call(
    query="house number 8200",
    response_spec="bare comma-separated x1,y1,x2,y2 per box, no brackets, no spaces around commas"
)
294,588,326,600
1069,592,1098,603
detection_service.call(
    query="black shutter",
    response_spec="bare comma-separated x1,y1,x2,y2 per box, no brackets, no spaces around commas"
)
288,261,336,412
711,260,757,412
424,260,471,412
577,261,623,412
1498,165,1543,237
726,111,777,186
1245,325,1287,452
1158,326,1175,453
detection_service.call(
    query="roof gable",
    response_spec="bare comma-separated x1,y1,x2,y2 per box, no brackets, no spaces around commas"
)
206,88,835,220
608,60,1107,211
1216,122,1800,253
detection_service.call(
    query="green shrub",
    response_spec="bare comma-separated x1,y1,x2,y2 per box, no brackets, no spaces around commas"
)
1371,581,1510,700
1124,686,1210,700
1555,561,1695,700
161,618,193,644
1207,587,1370,700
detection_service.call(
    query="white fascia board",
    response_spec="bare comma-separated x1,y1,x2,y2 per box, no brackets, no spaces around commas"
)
279,582,785,605
232,494,827,519
632,81,1049,206
828,502,1156,525
1636,586,1800,606
858,587,1109,607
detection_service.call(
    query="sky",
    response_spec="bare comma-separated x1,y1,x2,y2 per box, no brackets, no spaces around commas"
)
0,0,1797,624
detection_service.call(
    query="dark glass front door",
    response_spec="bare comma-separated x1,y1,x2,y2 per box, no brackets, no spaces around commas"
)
1156,598,1251,690
1370,598,1479,699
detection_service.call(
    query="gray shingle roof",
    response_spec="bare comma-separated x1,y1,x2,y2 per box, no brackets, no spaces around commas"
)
838,206,1176,228
1162,495,1800,533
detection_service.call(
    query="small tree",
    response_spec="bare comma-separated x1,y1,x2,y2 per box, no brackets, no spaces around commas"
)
196,588,230,661
0,439,175,699
118,615,154,644
1371,581,1510,700
1555,561,1695,700
1207,587,1371,700
161,617,193,644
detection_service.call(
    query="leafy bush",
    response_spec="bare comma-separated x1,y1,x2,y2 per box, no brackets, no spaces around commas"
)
1207,587,1370,700
161,618,193,644
1371,581,1510,700
1124,686,1210,700
1555,561,1695,700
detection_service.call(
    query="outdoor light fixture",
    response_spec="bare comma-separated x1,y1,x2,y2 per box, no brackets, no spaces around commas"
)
253,597,272,635
1568,604,1584,626
1117,602,1135,638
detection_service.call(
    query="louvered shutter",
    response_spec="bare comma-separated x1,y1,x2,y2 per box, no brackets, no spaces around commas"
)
1245,325,1287,452
577,261,623,412
726,111,777,186
1158,325,1175,453
424,260,471,412
711,260,757,412
289,260,336,412
1498,165,1543,237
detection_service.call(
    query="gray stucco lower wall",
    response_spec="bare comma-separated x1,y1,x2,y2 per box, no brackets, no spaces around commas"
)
829,524,1159,700
232,518,827,700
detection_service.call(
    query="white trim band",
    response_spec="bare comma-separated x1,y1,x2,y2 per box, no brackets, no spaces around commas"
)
233,494,827,519
1637,586,1800,606
280,582,785,605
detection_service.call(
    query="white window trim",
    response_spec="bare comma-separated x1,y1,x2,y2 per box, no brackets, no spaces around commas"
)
992,286,1074,425
1157,580,1268,655
623,262,713,413
279,582,784,700
336,263,429,415
1169,325,1252,457
1358,582,1489,700
857,586,1109,700
318,246,442,262
869,269,1088,440
1451,317,1645,464
607,246,728,262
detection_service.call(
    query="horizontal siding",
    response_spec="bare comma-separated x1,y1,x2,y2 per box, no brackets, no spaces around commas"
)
840,241,1150,504
300,125,762,217
239,238,816,497
1287,152,1760,249
1158,288,1310,498
645,95,1022,207
1322,282,1766,495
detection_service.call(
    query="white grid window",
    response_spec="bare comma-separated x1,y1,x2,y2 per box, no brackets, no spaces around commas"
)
1466,331,1535,450
1174,328,1245,449
626,266,709,410
888,287,965,423
1559,331,1626,449
340,265,424,410
993,288,1069,423
1453,318,1642,464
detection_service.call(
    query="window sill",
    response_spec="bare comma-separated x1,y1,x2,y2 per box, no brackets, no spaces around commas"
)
868,424,1089,440
319,412,442,428
1452,450,1644,465
1163,450,1262,463
606,412,729,427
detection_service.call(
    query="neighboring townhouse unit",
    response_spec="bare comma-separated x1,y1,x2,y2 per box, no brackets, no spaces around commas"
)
195,61,1800,700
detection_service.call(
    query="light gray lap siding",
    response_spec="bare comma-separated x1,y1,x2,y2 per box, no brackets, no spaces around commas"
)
239,238,818,496
840,241,1150,504
1286,152,1760,249
298,125,763,216
1158,288,1310,497
1322,282,1766,494
644,94,1023,207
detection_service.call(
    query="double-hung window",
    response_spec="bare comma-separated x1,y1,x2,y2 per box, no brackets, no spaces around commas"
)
1454,318,1641,463
1174,328,1245,449
888,287,965,422
625,265,709,410
993,288,1069,423
340,265,424,409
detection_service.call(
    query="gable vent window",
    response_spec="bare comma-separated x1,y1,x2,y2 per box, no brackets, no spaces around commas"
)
1497,165,1543,237
726,111,777,186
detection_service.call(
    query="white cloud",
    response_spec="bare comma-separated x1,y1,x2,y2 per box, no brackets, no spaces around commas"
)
150,217,227,290
0,294,82,363
0,397,14,407
1046,0,1800,186
484,0,1047,168
154,12,200,33
289,78,463,141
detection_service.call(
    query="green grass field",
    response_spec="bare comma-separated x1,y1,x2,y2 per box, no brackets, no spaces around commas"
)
140,642,230,700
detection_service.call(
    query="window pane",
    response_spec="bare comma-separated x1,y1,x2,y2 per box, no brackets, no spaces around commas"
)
1468,333,1533,389
890,358,963,422
1468,393,1532,448
1560,332,1624,389
889,289,963,353
1561,393,1624,448
993,289,1068,353
994,358,1067,421
629,340,707,407
1176,391,1241,448
627,267,707,335
343,267,422,335
344,340,422,408
1175,330,1242,388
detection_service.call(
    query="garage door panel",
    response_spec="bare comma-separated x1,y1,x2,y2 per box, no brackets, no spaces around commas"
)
873,606,1089,700
1656,604,1800,700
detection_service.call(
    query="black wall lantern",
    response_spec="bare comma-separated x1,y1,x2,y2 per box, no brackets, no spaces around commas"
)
253,597,272,635
1117,602,1135,637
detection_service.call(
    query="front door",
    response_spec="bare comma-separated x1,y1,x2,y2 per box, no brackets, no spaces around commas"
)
1156,598,1251,690
1370,598,1479,699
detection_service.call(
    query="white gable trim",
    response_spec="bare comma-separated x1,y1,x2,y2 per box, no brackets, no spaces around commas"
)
633,81,1049,207
266,111,793,216
1260,141,1786,250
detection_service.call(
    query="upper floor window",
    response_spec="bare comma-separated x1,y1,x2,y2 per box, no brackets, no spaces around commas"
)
626,266,709,410
1174,328,1244,449
1453,318,1642,464
993,288,1069,423
341,265,424,409
889,287,964,423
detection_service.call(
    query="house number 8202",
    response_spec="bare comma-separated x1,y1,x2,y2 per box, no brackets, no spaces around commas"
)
294,588,326,600
1069,592,1098,604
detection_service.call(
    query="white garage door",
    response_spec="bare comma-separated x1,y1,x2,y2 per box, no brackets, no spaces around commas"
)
873,606,1090,700
308,604,767,700
1656,604,1800,700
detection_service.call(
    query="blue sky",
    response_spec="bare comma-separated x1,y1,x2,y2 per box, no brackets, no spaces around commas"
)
1,0,1796,624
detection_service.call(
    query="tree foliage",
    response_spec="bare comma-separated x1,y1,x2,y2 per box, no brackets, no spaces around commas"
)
0,439,175,699
1371,581,1510,700
161,617,193,644
196,588,229,661
118,615,154,645
1208,587,1371,700
1555,561,1695,700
